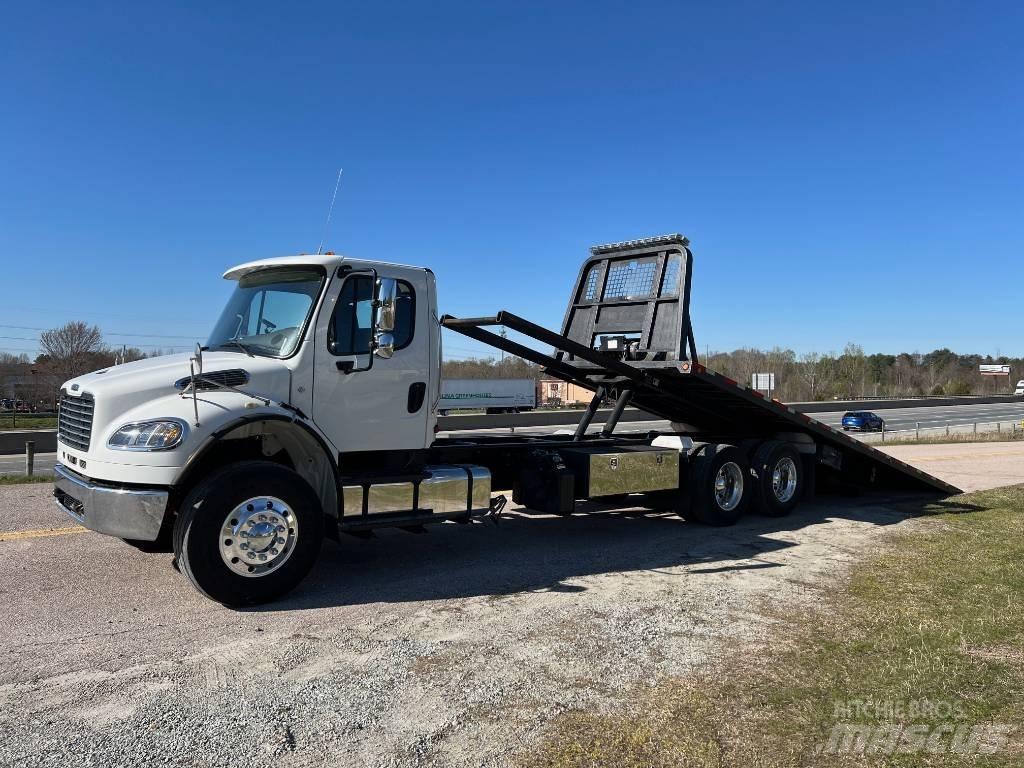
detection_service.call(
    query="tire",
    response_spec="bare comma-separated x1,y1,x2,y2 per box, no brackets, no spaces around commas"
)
687,444,749,526
750,441,803,517
173,461,324,607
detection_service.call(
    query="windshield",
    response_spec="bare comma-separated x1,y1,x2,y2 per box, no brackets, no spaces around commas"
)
207,267,324,358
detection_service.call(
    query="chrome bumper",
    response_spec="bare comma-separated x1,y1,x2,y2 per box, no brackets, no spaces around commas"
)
53,464,168,541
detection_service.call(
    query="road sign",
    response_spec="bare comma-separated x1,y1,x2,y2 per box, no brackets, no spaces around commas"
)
980,364,1011,376
752,373,775,390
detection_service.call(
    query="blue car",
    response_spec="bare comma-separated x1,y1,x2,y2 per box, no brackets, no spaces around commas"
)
842,411,885,432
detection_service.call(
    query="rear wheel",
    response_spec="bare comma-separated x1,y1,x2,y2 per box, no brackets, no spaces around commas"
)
687,444,749,526
173,461,324,607
750,440,803,517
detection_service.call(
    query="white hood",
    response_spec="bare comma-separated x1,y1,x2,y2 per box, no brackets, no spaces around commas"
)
62,351,292,413
59,351,293,473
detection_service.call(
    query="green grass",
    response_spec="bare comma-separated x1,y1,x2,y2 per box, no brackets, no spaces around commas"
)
526,486,1024,767
0,473,55,485
0,415,57,431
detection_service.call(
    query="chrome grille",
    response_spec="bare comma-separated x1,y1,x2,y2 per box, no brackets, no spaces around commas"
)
58,391,95,451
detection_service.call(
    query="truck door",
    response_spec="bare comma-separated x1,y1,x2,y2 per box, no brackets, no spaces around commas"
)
311,267,432,454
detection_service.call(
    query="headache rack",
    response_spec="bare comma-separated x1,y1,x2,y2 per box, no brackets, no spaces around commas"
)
442,234,959,496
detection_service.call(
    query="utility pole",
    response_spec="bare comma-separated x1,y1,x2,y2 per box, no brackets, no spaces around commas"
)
499,328,507,366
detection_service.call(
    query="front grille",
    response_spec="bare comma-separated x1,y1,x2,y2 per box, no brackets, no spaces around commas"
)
58,391,95,451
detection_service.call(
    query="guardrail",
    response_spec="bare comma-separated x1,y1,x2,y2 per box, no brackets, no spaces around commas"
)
858,417,1024,444
790,394,1021,414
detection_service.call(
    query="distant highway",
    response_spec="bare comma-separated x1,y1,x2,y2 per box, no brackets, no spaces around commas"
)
808,401,1024,432
438,399,1024,438
0,453,56,475
3,400,1022,477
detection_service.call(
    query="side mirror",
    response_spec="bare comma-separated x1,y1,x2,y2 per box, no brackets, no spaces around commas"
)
374,333,395,359
375,278,398,334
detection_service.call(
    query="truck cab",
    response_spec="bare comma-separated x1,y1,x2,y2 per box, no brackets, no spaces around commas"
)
54,254,444,604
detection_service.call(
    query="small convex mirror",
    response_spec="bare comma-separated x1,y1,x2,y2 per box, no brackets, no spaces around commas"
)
375,278,398,334
374,332,395,359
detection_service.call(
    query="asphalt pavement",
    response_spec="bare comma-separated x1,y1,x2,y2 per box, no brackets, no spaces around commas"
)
0,452,55,475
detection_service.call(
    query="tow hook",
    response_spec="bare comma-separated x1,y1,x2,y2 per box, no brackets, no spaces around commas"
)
486,494,508,525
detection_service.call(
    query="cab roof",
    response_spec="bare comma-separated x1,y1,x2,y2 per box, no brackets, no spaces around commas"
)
223,254,427,280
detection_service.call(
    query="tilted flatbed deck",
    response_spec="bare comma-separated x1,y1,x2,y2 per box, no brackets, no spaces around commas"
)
440,234,958,497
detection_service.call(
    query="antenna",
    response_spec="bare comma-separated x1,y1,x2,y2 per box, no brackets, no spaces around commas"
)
317,167,344,255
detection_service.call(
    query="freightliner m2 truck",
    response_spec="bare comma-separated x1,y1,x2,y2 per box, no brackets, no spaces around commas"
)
53,235,958,606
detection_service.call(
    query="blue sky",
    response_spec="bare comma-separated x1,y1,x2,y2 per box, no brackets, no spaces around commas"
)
1,1,1021,360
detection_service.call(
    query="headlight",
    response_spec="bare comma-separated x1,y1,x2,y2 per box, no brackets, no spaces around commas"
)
107,420,188,451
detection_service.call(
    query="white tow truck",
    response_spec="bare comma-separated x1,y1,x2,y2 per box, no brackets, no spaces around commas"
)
53,235,956,606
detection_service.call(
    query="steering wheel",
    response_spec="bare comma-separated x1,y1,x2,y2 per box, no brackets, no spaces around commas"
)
269,326,298,351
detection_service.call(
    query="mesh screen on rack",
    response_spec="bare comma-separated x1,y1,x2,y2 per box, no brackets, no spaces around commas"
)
604,260,656,299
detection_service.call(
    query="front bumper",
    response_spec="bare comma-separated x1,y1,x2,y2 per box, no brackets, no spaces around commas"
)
53,464,169,541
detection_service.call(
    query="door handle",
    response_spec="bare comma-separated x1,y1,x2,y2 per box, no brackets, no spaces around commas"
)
407,382,427,413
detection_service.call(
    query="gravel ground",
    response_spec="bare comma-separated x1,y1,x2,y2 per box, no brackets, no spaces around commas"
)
3,445,1021,768
877,441,1024,492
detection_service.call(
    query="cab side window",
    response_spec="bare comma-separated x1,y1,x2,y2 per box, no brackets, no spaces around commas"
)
329,276,415,355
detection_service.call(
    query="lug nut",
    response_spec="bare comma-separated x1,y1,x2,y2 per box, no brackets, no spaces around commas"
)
259,515,267,522
266,501,274,510
259,554,267,561
247,552,256,559
270,548,278,555
276,525,285,532
240,543,248,551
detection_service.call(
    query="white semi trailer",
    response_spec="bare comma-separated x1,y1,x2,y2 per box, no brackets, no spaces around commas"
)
438,378,536,414
53,235,957,606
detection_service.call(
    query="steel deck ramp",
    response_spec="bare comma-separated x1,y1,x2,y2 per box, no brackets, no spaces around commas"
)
441,234,959,496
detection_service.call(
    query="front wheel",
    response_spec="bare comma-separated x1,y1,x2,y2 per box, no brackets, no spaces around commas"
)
173,461,324,607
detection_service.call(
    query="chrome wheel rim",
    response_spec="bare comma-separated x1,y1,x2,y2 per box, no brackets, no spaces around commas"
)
219,496,298,578
714,462,744,511
771,457,799,503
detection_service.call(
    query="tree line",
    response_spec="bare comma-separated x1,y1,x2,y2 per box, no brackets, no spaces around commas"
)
441,343,1021,401
0,321,157,409
704,344,1020,401
2,320,1017,409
